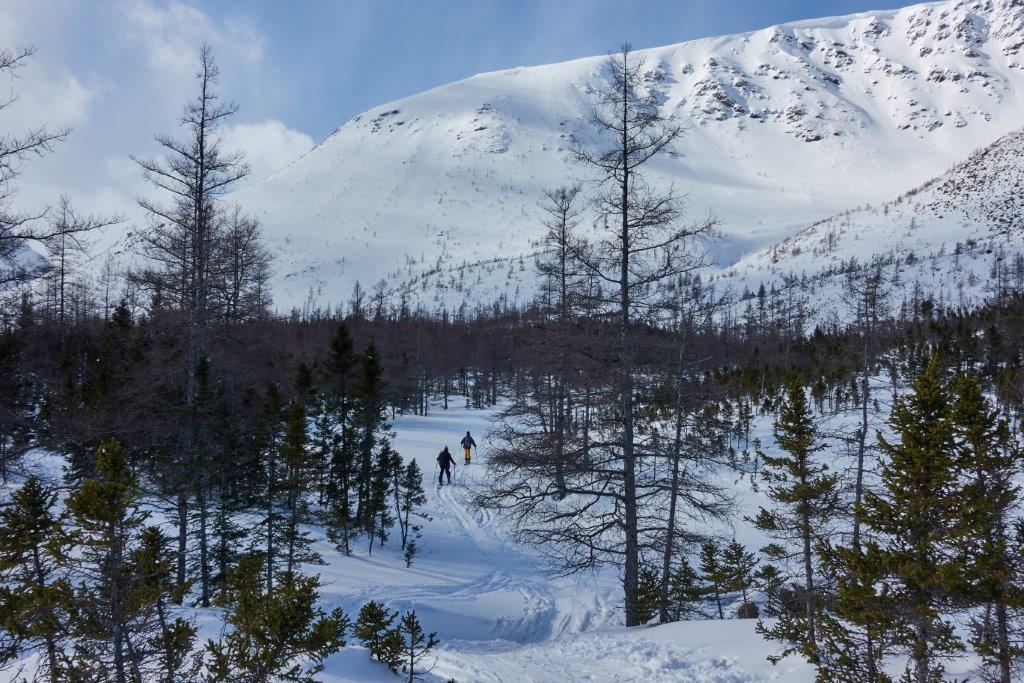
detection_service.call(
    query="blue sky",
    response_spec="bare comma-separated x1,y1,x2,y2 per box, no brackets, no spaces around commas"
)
0,0,920,222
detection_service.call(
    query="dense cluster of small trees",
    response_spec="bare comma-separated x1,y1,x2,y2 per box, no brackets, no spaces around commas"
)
739,355,1024,683
0,437,438,681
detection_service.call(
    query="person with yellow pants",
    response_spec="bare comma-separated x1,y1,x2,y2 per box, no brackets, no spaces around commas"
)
460,431,477,464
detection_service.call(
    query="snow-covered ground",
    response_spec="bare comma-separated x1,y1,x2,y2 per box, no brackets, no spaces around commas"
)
315,402,990,681
712,125,1024,322
1,400,989,681
313,405,813,682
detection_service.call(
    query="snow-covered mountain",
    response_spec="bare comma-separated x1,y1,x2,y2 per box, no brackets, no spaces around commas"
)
234,0,1024,311
716,125,1024,320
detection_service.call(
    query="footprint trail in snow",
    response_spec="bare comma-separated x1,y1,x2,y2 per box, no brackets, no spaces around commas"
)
316,406,811,682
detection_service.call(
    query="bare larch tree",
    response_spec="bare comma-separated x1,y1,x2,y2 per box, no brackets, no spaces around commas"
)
132,44,250,598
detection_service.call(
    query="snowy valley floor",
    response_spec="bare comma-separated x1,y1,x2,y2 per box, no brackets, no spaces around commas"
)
4,403,986,682
311,406,816,682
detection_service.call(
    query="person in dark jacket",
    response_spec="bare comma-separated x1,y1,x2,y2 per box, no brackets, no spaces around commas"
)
437,446,455,486
460,431,477,465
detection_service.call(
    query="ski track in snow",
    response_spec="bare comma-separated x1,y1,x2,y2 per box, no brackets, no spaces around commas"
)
326,408,569,649
316,404,983,681
314,406,815,681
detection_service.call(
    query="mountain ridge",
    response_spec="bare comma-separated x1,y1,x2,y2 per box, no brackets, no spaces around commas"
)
233,0,1024,311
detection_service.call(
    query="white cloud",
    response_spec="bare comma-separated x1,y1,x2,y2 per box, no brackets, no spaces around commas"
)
119,0,265,77
1,0,310,262
225,17,265,64
10,73,102,129
119,0,215,74
0,3,103,132
223,119,314,185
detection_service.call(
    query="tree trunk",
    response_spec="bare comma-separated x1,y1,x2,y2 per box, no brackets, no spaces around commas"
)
865,629,878,683
801,495,816,648
286,494,297,579
620,216,640,626
395,471,408,548
31,545,60,681
852,342,869,549
617,66,643,626
197,482,211,607
996,601,1011,683
553,232,570,499
175,492,188,602
914,616,928,683
367,515,376,555
109,520,127,683
659,376,685,623
266,451,276,595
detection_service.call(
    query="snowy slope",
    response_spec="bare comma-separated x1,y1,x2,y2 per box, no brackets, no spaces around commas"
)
714,124,1024,320
0,241,48,286
234,0,1024,310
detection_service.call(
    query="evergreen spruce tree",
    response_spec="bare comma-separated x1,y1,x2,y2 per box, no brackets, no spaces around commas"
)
326,322,355,401
950,374,1022,683
280,401,323,579
293,362,315,404
210,480,248,602
396,459,427,550
206,553,348,683
752,381,839,652
110,298,132,330
134,527,202,682
753,563,785,618
817,545,893,683
397,610,439,683
324,428,358,556
65,440,199,683
254,385,286,595
355,601,403,670
366,439,397,554
353,343,387,530
209,404,250,600
403,539,418,568
634,566,661,624
721,539,758,614
323,322,357,525
699,541,727,619
0,475,72,681
310,399,336,506
855,356,969,683
666,558,701,622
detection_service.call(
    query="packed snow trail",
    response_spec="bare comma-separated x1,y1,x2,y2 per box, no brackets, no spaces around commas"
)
317,407,613,648
312,405,815,681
